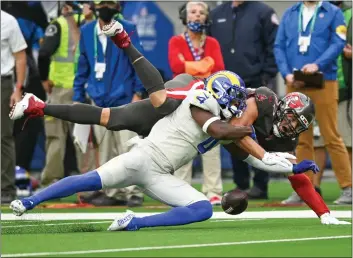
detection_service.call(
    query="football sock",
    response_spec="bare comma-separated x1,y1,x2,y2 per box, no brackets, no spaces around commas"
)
24,171,102,210
126,200,212,231
288,174,330,217
44,104,102,125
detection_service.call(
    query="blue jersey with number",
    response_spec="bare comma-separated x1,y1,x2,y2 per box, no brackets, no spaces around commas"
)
144,89,223,172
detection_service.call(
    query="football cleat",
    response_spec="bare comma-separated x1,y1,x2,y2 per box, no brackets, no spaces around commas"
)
9,93,45,120
320,213,351,225
107,210,136,231
102,20,131,48
10,199,34,216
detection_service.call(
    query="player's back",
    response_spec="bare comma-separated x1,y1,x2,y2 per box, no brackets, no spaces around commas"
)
143,89,221,172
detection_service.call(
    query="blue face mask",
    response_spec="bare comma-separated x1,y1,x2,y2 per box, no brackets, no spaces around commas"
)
187,21,205,33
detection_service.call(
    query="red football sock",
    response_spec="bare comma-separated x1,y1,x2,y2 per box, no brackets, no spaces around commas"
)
288,174,330,217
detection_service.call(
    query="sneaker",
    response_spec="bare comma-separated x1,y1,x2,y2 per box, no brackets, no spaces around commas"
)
10,199,34,216
281,192,303,205
209,195,222,206
246,186,268,200
107,210,137,231
9,93,45,120
320,212,351,225
102,20,131,48
333,187,352,205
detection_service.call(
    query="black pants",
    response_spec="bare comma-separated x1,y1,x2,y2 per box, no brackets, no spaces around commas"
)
231,156,269,192
231,77,270,193
1,76,16,197
13,73,46,171
14,117,44,171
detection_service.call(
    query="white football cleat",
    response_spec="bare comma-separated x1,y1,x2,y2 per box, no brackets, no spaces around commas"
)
102,20,123,37
107,210,136,231
9,93,45,120
320,213,351,225
10,200,28,216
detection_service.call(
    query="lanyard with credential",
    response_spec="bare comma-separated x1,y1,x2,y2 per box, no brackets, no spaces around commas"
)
298,3,319,37
93,26,106,64
184,32,201,61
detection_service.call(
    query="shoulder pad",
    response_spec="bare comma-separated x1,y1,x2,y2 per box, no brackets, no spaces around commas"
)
187,89,219,114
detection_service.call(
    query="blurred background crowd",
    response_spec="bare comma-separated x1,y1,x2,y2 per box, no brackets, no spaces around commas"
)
1,1,352,207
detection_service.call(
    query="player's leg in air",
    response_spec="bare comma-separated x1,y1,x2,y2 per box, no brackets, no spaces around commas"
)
102,19,195,115
10,145,212,230
9,94,165,137
9,33,196,136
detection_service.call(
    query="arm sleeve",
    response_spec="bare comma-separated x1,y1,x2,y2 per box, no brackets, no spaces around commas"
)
261,9,279,77
168,36,187,75
210,38,225,73
273,10,292,78
38,22,61,81
73,29,90,103
314,10,346,71
9,17,27,53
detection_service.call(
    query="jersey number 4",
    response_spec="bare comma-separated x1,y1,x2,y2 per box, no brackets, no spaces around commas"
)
196,92,209,104
197,136,219,154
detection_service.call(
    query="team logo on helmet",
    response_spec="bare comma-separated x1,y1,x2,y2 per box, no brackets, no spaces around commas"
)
204,71,247,119
284,93,305,110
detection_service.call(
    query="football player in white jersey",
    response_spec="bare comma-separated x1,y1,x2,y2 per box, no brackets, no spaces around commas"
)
10,20,349,226
10,69,253,227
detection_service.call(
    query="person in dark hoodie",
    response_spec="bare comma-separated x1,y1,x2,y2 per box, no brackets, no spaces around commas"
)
208,1,279,199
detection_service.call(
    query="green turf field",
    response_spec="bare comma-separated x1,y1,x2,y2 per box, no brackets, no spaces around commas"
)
2,181,352,257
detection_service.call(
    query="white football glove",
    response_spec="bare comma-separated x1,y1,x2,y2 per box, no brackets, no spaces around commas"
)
102,20,123,37
320,213,351,225
262,152,296,168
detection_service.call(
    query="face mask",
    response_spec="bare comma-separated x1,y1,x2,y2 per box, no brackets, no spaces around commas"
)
187,21,205,33
96,6,118,23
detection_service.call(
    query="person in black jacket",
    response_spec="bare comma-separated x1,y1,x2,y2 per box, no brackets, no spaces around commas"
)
208,1,279,199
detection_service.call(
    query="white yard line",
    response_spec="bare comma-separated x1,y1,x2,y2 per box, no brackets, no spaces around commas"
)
3,235,351,257
1,210,351,221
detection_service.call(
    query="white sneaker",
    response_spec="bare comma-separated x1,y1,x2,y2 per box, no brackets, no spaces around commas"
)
320,213,351,225
334,187,352,205
9,93,44,120
102,20,123,37
10,199,28,216
281,192,303,205
107,210,135,231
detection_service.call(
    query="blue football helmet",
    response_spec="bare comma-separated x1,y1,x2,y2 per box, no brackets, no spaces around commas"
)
204,70,247,119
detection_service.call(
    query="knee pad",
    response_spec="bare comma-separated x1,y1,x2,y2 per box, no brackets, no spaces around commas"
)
188,200,213,221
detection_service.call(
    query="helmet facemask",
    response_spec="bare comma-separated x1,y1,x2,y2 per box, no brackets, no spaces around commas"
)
273,101,310,138
212,81,247,119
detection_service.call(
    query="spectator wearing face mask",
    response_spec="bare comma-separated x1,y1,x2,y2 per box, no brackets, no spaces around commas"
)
168,1,225,206
168,1,224,79
69,1,145,207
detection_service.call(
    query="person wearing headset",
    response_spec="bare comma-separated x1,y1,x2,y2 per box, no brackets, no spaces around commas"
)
168,1,225,205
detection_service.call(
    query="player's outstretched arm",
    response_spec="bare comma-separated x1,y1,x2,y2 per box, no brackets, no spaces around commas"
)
190,105,253,140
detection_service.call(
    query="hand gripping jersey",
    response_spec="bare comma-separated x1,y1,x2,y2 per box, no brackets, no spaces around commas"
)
143,89,222,172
